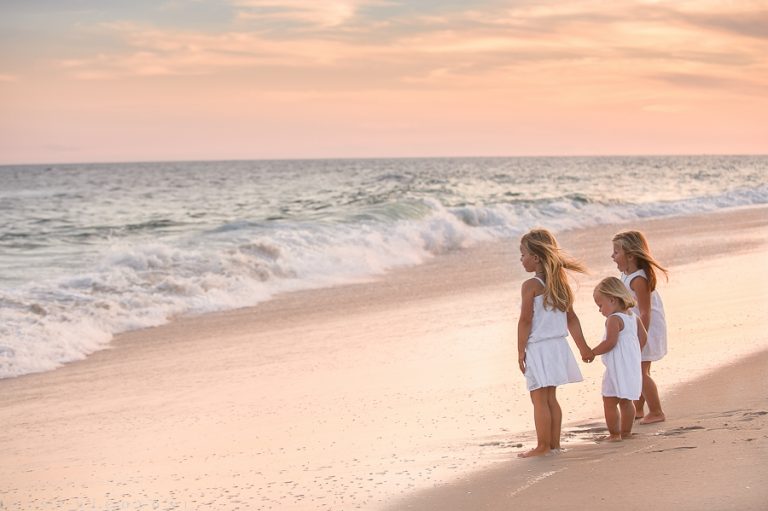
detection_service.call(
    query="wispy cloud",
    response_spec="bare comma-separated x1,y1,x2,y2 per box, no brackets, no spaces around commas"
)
231,0,369,28
652,71,767,95
0,1,760,75
672,7,768,40
17,2,768,98
55,22,386,79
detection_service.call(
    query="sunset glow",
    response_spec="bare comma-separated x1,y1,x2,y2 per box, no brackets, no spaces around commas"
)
1,0,766,164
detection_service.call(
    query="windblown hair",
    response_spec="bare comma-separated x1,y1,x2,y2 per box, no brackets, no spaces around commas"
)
521,228,587,312
595,276,636,311
612,230,669,291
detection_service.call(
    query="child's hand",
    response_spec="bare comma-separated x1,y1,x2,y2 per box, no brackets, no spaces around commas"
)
518,353,526,374
580,347,595,363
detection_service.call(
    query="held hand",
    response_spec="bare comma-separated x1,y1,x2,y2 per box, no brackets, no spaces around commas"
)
518,353,526,374
580,347,595,363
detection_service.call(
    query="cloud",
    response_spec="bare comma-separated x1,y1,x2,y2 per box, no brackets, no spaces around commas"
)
55,22,384,79
615,46,757,67
44,0,766,104
677,9,768,40
231,0,367,28
652,72,767,95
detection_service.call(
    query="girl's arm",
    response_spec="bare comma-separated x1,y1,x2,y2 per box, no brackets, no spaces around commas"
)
630,276,652,331
517,279,538,373
636,316,648,350
567,308,594,362
591,315,623,356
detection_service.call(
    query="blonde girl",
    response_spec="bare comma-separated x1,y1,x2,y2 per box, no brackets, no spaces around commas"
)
591,277,647,441
517,228,593,458
612,230,669,424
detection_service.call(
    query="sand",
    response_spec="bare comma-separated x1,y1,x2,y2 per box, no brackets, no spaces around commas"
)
0,205,766,511
386,349,768,511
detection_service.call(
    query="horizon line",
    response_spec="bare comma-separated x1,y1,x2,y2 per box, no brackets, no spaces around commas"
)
2,152,767,168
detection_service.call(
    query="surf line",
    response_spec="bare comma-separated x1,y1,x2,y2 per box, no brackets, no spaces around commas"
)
508,468,565,498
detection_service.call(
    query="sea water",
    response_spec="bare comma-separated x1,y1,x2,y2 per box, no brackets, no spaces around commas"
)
1,155,766,378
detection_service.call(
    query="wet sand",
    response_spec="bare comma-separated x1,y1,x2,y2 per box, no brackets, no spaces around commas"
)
385,349,768,511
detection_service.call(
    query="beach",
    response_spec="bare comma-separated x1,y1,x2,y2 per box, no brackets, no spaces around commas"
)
388,349,768,511
1,205,767,510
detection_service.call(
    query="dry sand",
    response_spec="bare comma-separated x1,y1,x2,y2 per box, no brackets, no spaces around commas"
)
0,205,766,511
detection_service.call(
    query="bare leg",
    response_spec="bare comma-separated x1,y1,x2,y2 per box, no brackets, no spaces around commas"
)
519,387,553,458
548,387,562,450
619,399,636,438
634,394,645,419
602,396,622,441
639,361,665,424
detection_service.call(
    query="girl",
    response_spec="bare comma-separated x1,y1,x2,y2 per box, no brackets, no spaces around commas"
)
517,229,593,458
612,230,669,424
590,277,647,441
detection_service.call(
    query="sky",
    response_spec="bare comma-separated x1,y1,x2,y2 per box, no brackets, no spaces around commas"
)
0,0,766,164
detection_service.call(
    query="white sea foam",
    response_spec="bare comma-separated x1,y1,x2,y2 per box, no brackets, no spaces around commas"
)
1,157,766,379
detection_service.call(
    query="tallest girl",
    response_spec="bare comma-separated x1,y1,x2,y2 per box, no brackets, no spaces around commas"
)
612,230,668,424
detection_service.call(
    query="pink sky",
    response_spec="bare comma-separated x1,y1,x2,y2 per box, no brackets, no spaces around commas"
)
1,0,766,164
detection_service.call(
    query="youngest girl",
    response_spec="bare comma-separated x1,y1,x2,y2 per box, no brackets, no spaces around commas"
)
590,277,647,441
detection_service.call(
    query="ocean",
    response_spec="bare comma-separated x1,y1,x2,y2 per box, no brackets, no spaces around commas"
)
1,155,766,379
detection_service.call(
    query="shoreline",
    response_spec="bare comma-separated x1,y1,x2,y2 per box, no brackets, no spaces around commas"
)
1,205,766,511
2,204,766,384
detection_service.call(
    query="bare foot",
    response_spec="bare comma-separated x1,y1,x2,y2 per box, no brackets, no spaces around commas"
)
595,434,622,442
639,413,666,425
621,432,635,440
518,447,552,458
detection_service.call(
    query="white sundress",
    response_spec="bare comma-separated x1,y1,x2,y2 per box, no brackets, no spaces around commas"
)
524,277,583,391
621,269,667,362
600,311,643,400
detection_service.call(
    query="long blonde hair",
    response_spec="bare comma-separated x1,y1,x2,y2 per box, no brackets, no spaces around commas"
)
595,276,636,311
612,230,669,291
521,228,587,311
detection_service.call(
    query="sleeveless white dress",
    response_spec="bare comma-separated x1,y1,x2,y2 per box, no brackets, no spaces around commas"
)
600,311,643,399
523,277,583,391
621,269,667,362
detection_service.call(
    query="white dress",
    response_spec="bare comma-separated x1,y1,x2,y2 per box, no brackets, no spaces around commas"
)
600,311,643,400
524,277,583,391
621,269,667,362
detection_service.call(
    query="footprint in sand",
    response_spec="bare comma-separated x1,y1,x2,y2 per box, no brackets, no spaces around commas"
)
648,446,697,453
655,425,705,437
739,410,767,421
